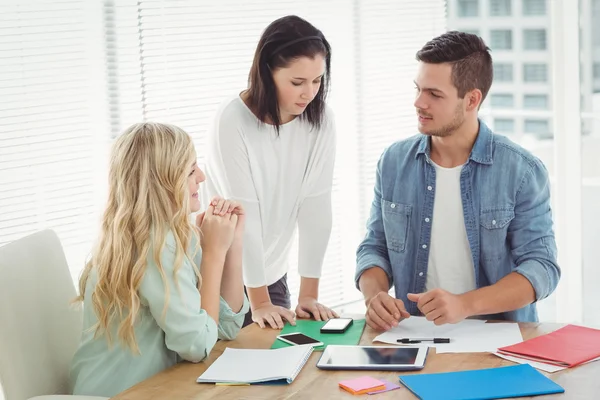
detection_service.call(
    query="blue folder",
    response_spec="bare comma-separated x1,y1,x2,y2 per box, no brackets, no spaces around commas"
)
398,364,564,400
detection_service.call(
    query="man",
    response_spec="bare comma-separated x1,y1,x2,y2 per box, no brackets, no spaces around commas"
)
356,31,560,331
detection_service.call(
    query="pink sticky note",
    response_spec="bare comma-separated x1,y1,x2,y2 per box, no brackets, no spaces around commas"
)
367,380,402,395
339,376,386,394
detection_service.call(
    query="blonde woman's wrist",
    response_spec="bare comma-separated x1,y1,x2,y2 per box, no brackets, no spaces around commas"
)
201,249,227,266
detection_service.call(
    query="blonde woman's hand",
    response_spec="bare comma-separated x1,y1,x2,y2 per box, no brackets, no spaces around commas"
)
251,302,296,329
196,197,242,225
199,204,237,256
207,197,246,249
209,197,244,217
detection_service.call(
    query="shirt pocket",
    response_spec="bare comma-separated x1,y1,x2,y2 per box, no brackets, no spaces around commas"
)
381,199,412,253
479,209,514,261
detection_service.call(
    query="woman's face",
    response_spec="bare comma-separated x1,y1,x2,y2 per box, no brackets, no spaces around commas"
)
187,160,205,213
272,54,326,123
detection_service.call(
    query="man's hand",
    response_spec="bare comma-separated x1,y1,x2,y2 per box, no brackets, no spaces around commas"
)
407,288,470,325
365,291,410,331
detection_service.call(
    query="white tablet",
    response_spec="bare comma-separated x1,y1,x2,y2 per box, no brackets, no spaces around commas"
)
316,345,428,371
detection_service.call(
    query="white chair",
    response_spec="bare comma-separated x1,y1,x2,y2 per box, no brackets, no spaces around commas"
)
0,230,107,400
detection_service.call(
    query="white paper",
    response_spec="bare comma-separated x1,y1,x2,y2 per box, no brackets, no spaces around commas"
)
373,317,523,353
493,352,600,373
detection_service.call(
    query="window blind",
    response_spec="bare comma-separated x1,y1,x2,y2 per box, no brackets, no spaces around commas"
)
129,0,446,306
0,1,105,278
0,0,448,313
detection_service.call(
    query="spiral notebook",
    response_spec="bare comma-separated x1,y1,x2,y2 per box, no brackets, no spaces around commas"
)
197,345,313,385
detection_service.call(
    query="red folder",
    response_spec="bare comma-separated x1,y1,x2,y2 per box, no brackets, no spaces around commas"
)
498,324,600,367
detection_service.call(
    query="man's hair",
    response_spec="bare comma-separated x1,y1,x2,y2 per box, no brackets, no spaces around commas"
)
416,31,493,103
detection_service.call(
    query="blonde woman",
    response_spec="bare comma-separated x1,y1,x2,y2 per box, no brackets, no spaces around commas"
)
70,123,248,397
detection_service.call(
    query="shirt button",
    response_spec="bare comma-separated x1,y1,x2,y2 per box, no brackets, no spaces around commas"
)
425,218,430,223
419,272,424,277
390,203,396,209
422,244,427,249
427,186,433,191
492,220,497,225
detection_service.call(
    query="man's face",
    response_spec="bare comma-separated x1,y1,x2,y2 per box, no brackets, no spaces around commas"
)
413,62,467,137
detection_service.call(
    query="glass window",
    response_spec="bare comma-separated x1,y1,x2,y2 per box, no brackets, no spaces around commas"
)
494,118,515,133
458,0,479,17
460,29,480,36
490,0,511,16
490,29,513,50
524,119,551,136
594,0,600,43
493,63,514,82
523,0,546,16
523,63,548,82
593,63,600,79
523,94,549,109
490,93,514,107
523,29,547,50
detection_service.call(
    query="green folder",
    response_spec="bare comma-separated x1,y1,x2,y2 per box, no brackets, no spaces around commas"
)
271,319,366,351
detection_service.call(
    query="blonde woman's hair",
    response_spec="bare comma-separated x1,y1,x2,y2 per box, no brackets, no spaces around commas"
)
76,122,200,353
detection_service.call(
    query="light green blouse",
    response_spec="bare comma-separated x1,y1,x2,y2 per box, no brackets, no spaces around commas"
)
70,233,249,397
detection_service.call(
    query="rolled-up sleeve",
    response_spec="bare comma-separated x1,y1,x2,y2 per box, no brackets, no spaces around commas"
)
355,153,393,289
217,294,249,341
511,159,560,301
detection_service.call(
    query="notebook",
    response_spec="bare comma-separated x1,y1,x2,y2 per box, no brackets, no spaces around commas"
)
497,324,600,367
271,319,366,351
197,345,313,385
339,376,386,395
398,364,564,400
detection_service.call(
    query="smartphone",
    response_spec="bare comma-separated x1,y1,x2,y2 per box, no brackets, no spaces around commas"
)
320,318,354,334
276,333,323,347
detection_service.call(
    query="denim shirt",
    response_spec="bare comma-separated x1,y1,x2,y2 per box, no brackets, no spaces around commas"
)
355,120,560,322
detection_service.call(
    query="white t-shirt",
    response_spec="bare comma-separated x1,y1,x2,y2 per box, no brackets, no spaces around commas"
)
203,95,336,288
425,161,476,295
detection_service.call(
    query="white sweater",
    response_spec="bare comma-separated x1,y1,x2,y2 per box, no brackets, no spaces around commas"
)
203,95,336,288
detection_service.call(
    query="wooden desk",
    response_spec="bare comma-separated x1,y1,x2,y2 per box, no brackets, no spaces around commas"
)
113,322,600,399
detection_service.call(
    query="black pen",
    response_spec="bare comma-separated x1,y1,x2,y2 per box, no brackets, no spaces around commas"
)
397,338,451,344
